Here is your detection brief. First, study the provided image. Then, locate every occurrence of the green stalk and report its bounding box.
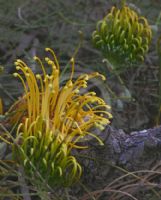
[121,0,126,7]
[103,58,132,101]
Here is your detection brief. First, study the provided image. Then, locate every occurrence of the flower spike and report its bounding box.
[92,5,152,68]
[7,48,112,186]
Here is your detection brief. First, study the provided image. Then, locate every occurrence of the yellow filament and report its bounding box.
[41,75,50,121]
[36,74,44,94]
[45,48,60,71]
[15,61,40,120]
[13,73,31,119]
[34,56,47,77]
[70,57,75,80]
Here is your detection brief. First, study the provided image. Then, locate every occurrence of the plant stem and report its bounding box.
[18,166,31,200]
[65,188,70,200]
[121,0,126,7]
[103,58,132,100]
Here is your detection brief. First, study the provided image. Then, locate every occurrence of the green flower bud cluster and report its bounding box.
[92,6,152,67]
[13,116,82,187]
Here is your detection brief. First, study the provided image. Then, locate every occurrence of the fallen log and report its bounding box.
[102,125,161,169]
[78,125,161,188]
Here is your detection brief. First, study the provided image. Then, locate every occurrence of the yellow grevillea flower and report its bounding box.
[92,5,152,67]
[8,48,112,186]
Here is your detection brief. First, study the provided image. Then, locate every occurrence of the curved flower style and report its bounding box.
[92,5,152,67]
[9,48,112,186]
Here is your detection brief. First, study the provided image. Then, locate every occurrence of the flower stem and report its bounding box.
[121,0,126,7]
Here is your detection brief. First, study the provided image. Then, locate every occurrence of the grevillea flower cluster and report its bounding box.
[92,5,152,67]
[8,48,112,186]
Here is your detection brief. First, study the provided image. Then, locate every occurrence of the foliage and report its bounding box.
[92,5,152,68]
